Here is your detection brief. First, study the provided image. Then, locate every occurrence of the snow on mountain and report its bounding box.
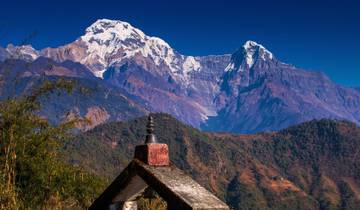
[6,44,40,61]
[80,19,200,79]
[243,41,273,67]
[4,19,270,83]
[1,19,277,82]
[182,56,201,74]
[225,40,274,72]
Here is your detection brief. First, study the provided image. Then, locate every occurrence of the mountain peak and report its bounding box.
[84,19,146,43]
[225,40,274,72]
[243,40,274,67]
[79,19,180,78]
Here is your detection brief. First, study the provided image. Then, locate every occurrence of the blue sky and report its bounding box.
[0,0,359,86]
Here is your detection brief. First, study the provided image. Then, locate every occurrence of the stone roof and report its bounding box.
[90,159,229,210]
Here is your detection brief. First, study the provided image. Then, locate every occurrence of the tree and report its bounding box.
[0,79,106,209]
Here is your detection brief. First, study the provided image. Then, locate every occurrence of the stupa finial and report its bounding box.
[145,115,157,144]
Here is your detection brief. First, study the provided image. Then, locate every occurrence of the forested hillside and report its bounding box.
[66,114,360,210]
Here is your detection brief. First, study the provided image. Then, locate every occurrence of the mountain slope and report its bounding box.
[203,43,360,133]
[65,114,360,210]
[0,58,146,129]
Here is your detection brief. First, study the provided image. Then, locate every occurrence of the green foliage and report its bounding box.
[0,79,106,209]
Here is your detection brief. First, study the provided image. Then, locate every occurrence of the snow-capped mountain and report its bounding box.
[41,19,202,82]
[225,40,274,72]
[2,19,360,133]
